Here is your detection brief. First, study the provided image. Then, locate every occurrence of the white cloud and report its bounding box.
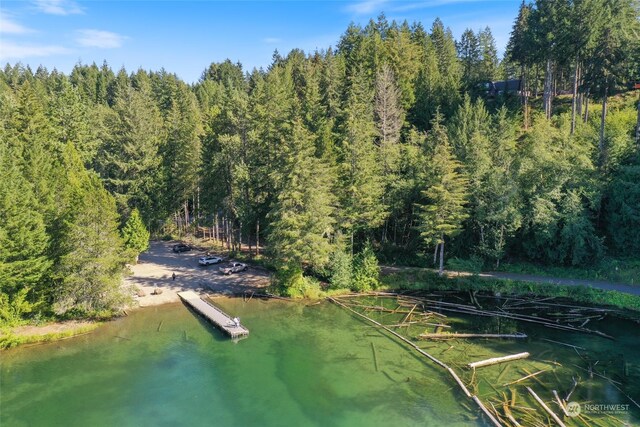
[263,37,282,44]
[76,29,127,48]
[0,41,71,60]
[345,0,389,15]
[33,0,83,16]
[0,16,35,34]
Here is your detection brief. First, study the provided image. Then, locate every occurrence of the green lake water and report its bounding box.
[2,296,640,426]
[0,299,475,427]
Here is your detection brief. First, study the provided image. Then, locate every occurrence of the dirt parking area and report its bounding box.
[123,241,272,307]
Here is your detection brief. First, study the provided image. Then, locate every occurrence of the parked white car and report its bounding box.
[198,255,223,266]
[219,262,248,275]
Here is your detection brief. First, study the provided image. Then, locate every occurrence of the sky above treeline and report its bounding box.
[0,0,520,83]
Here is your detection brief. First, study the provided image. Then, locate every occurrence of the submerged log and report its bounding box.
[329,296,507,426]
[472,396,503,427]
[503,370,547,387]
[526,386,567,427]
[371,342,379,372]
[552,390,569,417]
[418,333,527,340]
[468,352,530,369]
[503,404,522,427]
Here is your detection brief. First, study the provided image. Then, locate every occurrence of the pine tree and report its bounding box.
[352,242,380,291]
[48,76,99,164]
[267,119,336,285]
[374,63,403,174]
[506,1,533,128]
[122,208,150,262]
[478,27,499,83]
[53,144,126,315]
[339,66,387,251]
[97,83,163,219]
[0,143,51,323]
[457,28,480,89]
[582,0,640,164]
[160,80,202,225]
[419,113,469,275]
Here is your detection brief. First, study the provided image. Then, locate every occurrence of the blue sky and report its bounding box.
[0,0,520,83]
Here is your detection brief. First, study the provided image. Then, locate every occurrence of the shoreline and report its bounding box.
[0,291,265,350]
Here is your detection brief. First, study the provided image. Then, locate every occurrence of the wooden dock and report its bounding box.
[178,291,249,339]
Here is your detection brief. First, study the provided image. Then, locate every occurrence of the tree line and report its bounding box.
[1,1,639,320]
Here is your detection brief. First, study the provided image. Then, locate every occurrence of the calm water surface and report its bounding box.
[1,299,476,427]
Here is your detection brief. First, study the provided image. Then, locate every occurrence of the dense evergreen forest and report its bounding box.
[1,1,639,322]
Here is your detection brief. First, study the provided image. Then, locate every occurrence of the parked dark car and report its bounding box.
[172,243,191,253]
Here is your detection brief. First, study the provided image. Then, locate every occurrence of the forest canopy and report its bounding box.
[1,0,639,320]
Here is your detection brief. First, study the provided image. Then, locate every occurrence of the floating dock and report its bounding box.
[178,291,249,339]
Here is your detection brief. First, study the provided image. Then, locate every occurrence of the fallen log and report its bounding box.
[328,297,505,426]
[552,390,569,417]
[503,370,547,387]
[418,333,527,340]
[468,352,530,369]
[502,404,522,427]
[526,386,567,427]
[472,396,503,427]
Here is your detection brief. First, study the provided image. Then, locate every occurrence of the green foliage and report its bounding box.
[0,288,35,326]
[97,82,163,220]
[267,119,336,275]
[496,257,640,286]
[1,8,639,320]
[121,208,150,260]
[418,113,469,272]
[328,249,353,290]
[382,270,640,312]
[352,243,380,291]
[0,143,51,318]
[272,264,311,298]
[447,256,484,274]
[52,145,127,316]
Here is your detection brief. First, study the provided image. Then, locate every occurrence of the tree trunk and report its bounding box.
[196,187,200,226]
[577,64,583,116]
[521,65,529,130]
[543,59,553,120]
[599,85,608,167]
[438,238,445,276]
[256,220,260,256]
[184,201,189,233]
[393,220,398,245]
[584,89,590,123]
[570,59,580,135]
[351,232,355,257]
[534,64,540,98]
[225,217,230,250]
[382,219,388,244]
[214,213,219,242]
[433,243,439,266]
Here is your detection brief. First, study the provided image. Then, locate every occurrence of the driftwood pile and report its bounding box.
[329,292,633,427]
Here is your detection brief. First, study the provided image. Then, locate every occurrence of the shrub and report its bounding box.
[352,243,380,291]
[328,250,352,290]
